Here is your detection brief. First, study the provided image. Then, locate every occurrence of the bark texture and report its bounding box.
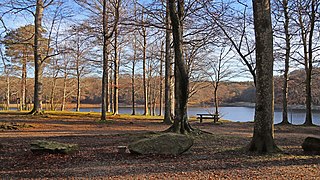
[168,0,192,133]
[30,0,44,114]
[248,0,279,153]
[280,0,290,125]
[164,0,173,124]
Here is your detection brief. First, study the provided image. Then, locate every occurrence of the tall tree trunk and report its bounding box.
[147,58,152,115]
[297,0,316,126]
[305,0,316,126]
[142,21,148,115]
[109,67,113,112]
[281,0,290,125]
[164,0,173,124]
[159,41,164,116]
[248,0,279,153]
[21,51,27,110]
[131,37,136,115]
[113,25,119,115]
[30,0,44,114]
[101,0,109,120]
[168,0,192,134]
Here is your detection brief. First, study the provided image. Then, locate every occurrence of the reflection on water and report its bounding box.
[75,106,320,125]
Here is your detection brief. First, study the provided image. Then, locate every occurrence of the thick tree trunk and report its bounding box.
[248,0,279,153]
[280,0,290,125]
[164,0,173,124]
[30,0,44,115]
[168,0,192,134]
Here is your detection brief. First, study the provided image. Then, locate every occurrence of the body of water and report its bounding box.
[76,106,320,125]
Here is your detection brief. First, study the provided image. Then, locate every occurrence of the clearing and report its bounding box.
[0,112,320,179]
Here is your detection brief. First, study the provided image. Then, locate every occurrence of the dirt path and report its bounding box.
[0,113,320,179]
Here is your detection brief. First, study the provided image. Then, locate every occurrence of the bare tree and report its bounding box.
[201,46,234,122]
[167,0,192,133]
[292,0,319,125]
[273,0,292,124]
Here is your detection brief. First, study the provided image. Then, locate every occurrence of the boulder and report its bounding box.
[30,140,78,154]
[302,137,320,154]
[128,133,193,155]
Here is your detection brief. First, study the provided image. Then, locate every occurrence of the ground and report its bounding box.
[0,112,320,179]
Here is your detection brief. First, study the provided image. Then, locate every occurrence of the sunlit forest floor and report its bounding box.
[0,111,320,179]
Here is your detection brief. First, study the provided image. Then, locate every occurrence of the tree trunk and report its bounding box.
[248,0,279,153]
[142,22,148,116]
[109,68,113,113]
[304,0,316,126]
[101,0,109,120]
[76,73,81,112]
[297,0,316,126]
[5,74,10,111]
[61,70,67,111]
[168,0,192,134]
[21,52,27,110]
[50,72,57,111]
[159,42,164,116]
[30,0,44,115]
[131,37,136,115]
[214,82,219,116]
[164,0,173,124]
[280,0,290,125]
[113,25,119,115]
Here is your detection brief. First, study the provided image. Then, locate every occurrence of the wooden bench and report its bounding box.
[197,113,220,123]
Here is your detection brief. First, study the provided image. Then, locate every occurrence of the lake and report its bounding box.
[76,106,320,125]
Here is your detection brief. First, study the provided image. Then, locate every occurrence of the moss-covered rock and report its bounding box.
[30,140,78,154]
[128,133,193,155]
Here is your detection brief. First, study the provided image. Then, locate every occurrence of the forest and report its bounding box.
[0,0,320,179]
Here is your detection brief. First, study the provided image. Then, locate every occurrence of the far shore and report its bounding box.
[3,102,320,111]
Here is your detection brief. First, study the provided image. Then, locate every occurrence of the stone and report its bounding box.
[30,140,78,154]
[302,137,320,153]
[117,146,127,153]
[128,133,193,155]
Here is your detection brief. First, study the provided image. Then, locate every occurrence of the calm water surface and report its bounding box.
[76,106,320,125]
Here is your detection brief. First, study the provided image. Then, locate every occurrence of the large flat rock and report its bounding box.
[128,133,193,155]
[30,140,78,154]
